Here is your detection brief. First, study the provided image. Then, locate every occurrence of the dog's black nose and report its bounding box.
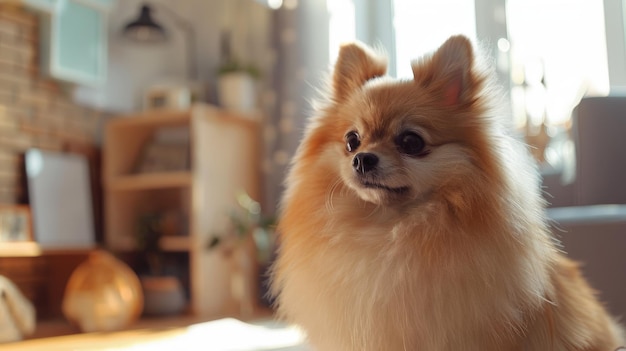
[353,152,379,174]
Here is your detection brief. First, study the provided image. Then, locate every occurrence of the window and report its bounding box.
[393,0,477,79]
[327,0,613,170]
[327,0,356,64]
[506,0,608,171]
[328,0,610,121]
[506,0,609,129]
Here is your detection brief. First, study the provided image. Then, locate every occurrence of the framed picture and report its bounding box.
[144,86,190,111]
[0,205,33,242]
[143,82,206,111]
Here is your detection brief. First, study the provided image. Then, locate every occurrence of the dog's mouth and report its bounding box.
[360,180,410,194]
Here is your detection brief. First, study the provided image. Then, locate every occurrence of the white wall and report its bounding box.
[74,0,272,113]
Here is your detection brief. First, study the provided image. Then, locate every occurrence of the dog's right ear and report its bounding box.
[332,42,387,102]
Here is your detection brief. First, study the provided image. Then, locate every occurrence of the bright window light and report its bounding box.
[393,0,477,79]
[327,0,356,64]
[267,0,283,9]
[507,0,609,127]
[103,318,307,350]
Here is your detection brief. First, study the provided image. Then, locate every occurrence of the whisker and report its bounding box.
[326,177,343,213]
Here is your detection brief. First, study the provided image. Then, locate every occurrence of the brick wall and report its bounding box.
[0,4,105,204]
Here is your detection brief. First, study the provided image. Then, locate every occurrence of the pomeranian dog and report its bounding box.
[270,35,625,350]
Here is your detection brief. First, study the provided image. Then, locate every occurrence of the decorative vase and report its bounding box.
[217,72,257,113]
[141,275,186,316]
[62,250,143,332]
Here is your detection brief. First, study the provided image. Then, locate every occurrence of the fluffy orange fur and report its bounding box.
[271,35,624,350]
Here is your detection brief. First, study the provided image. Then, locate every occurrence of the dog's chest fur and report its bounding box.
[277,215,552,351]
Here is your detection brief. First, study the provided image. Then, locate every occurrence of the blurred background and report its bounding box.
[0,0,624,349]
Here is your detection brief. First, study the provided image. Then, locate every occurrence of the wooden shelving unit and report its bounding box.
[103,104,262,317]
[104,109,192,253]
[107,172,193,191]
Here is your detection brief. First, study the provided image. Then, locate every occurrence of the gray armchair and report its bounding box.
[543,95,626,319]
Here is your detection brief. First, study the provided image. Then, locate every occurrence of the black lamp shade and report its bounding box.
[123,5,166,43]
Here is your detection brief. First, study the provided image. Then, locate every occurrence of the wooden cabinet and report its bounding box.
[103,105,262,317]
[0,249,94,320]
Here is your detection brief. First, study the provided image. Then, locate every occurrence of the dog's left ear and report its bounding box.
[333,42,387,102]
[412,35,476,106]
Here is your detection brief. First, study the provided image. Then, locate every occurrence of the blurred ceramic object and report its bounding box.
[141,276,186,316]
[62,250,143,332]
[0,275,35,343]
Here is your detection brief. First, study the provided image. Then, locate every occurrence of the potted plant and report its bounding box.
[216,31,261,113]
[207,192,276,263]
[136,213,186,316]
[207,191,276,317]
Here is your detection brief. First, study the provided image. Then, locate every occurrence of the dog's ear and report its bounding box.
[412,35,476,106]
[333,42,387,102]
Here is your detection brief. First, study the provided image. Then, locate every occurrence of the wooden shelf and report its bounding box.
[159,236,191,252]
[109,109,191,129]
[108,235,191,252]
[194,104,260,134]
[108,106,260,130]
[0,241,42,257]
[104,104,262,317]
[107,172,192,191]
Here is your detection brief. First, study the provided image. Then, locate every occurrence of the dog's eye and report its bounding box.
[397,131,425,156]
[345,131,360,153]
